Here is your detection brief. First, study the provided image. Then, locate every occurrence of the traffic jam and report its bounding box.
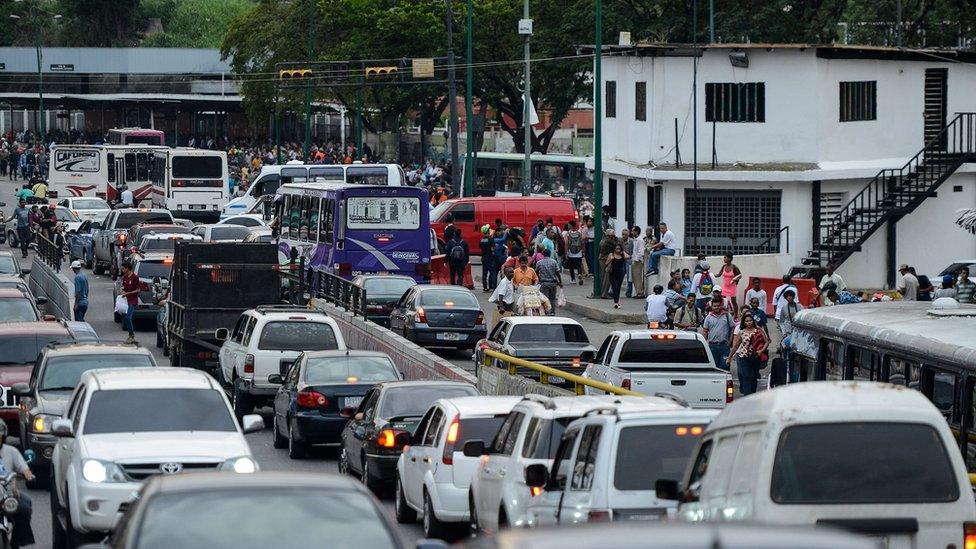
[0,147,971,549]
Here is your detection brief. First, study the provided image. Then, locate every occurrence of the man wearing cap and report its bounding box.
[72,260,89,321]
[897,264,919,301]
[1,198,31,258]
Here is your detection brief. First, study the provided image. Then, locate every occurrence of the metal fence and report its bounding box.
[313,271,367,319]
[35,233,64,271]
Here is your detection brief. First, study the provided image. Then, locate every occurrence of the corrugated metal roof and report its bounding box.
[0,48,232,74]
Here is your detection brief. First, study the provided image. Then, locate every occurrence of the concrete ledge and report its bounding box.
[476,364,572,397]
[28,258,73,320]
[563,297,646,324]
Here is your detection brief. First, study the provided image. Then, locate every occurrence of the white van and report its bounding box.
[221,163,405,218]
[659,381,976,549]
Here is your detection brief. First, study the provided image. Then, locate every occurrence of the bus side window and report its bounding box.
[884,356,920,388]
[322,199,334,244]
[925,368,961,425]
[107,154,116,183]
[966,379,976,472]
[136,153,149,181]
[289,197,301,239]
[124,153,137,182]
[848,345,880,381]
[818,339,844,380]
[279,195,290,233]
[309,198,320,243]
[299,196,310,241]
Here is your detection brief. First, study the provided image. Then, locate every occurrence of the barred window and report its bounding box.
[684,189,781,255]
[635,82,647,121]
[839,81,877,122]
[606,81,617,118]
[705,82,765,123]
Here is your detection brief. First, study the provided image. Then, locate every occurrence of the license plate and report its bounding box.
[438,332,462,341]
[344,396,363,408]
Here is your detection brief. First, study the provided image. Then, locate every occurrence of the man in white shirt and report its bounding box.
[818,265,846,293]
[645,284,668,325]
[646,222,676,275]
[773,274,798,312]
[744,277,768,312]
[897,264,919,301]
[489,267,516,312]
[120,186,134,208]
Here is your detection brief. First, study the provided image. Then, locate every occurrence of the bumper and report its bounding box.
[364,453,401,485]
[432,482,470,522]
[409,325,486,347]
[240,380,279,397]
[74,479,140,533]
[25,432,56,467]
[293,413,348,444]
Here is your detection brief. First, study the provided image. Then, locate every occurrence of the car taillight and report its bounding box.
[475,311,485,325]
[442,415,460,465]
[244,354,254,374]
[726,379,734,403]
[530,486,543,497]
[297,390,328,409]
[965,522,976,549]
[587,509,612,522]
[621,377,631,391]
[377,428,408,449]
[416,306,427,323]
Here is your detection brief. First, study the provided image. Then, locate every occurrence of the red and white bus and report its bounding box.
[49,144,167,203]
[106,127,165,146]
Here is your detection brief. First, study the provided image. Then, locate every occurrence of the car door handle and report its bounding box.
[670,379,687,386]
[422,457,431,463]
[410,457,417,462]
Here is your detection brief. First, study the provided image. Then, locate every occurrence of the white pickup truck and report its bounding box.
[583,330,732,408]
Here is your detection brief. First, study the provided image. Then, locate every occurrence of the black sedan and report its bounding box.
[352,274,416,326]
[389,285,486,351]
[269,350,402,459]
[339,380,479,494]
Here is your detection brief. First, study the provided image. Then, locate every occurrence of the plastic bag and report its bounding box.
[556,286,567,307]
[115,295,129,315]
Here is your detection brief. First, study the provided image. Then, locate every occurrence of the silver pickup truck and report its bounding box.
[583,329,732,408]
[91,208,173,277]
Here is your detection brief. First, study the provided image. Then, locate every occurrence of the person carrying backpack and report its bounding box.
[564,221,584,284]
[447,228,469,286]
[479,225,497,292]
[692,261,715,311]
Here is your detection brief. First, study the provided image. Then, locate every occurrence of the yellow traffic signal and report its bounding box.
[365,66,398,79]
[279,69,312,80]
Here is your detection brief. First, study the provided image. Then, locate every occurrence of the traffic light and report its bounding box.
[279,69,312,80]
[365,66,398,79]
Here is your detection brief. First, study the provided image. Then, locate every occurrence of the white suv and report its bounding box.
[525,401,719,527]
[49,368,264,545]
[217,305,346,419]
[466,394,656,534]
[395,396,520,538]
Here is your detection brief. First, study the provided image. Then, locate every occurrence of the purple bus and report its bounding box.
[276,182,432,282]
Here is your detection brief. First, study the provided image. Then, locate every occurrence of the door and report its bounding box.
[411,408,445,506]
[532,426,581,527]
[480,411,525,529]
[558,424,603,524]
[924,68,948,149]
[220,314,247,381]
[56,386,87,505]
[589,335,620,388]
[346,389,379,475]
[273,355,301,435]
[403,407,437,508]
[624,179,636,229]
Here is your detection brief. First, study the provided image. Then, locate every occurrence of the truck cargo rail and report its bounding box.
[482,349,640,396]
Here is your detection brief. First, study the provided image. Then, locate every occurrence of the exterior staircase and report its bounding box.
[791,112,976,279]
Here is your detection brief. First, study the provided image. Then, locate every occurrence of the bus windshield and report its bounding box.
[346,196,421,230]
[173,156,223,179]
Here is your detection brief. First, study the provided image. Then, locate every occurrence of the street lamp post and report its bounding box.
[446,0,461,191]
[519,0,533,196]
[9,1,61,142]
[591,0,603,296]
[463,0,474,197]
[303,0,316,160]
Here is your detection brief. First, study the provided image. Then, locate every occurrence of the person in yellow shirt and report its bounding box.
[512,256,539,287]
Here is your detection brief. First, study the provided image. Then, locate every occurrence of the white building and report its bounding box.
[590,43,976,288]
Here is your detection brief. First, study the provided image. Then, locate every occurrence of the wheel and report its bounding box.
[395,476,417,523]
[361,457,378,493]
[6,231,15,249]
[468,491,480,536]
[423,490,449,539]
[287,419,307,459]
[50,482,66,549]
[231,378,254,421]
[272,414,287,449]
[338,447,351,475]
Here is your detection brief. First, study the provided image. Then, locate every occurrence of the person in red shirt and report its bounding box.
[120,262,141,344]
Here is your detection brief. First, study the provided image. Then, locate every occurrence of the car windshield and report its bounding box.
[0,335,73,365]
[71,198,109,210]
[139,239,178,252]
[509,324,588,343]
[305,356,399,384]
[0,298,38,322]
[210,226,250,241]
[940,262,976,276]
[136,261,172,281]
[84,389,236,434]
[419,290,478,308]
[429,201,451,222]
[363,277,414,297]
[379,385,478,419]
[40,354,154,391]
[771,422,959,504]
[0,256,19,275]
[134,489,396,549]
[617,338,710,364]
[258,321,338,351]
[613,424,708,490]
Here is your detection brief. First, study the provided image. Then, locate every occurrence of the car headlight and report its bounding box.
[219,456,258,474]
[31,414,58,434]
[81,459,128,483]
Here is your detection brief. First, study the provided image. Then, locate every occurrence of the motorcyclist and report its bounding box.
[0,422,34,547]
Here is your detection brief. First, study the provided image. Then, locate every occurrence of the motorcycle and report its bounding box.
[0,450,32,549]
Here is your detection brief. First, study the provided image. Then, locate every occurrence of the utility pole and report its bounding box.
[463,0,475,197]
[692,0,699,252]
[303,0,315,160]
[519,0,533,196]
[709,0,715,43]
[9,4,61,142]
[447,0,461,191]
[592,0,603,297]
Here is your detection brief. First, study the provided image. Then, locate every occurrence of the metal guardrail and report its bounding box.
[314,270,367,319]
[275,257,307,305]
[482,349,641,397]
[35,233,64,271]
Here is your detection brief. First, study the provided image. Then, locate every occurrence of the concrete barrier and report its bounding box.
[476,364,572,397]
[28,257,73,320]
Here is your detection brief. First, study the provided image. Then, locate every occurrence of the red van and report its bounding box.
[430,196,578,251]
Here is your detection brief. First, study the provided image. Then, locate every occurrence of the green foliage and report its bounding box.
[58,0,143,46]
[141,0,255,48]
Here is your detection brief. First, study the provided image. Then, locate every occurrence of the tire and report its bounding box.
[231,378,254,422]
[394,476,417,523]
[468,491,480,536]
[272,414,287,449]
[50,483,66,549]
[423,490,449,539]
[6,231,15,249]
[361,457,377,493]
[287,419,307,459]
[338,447,351,476]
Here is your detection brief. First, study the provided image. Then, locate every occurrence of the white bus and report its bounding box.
[220,162,405,219]
[49,144,168,203]
[150,148,228,222]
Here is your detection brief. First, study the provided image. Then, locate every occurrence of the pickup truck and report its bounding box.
[583,330,732,409]
[91,208,173,277]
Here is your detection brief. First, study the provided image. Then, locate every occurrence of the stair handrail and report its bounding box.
[756,225,789,254]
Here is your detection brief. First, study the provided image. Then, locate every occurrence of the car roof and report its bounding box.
[302,350,390,360]
[83,367,218,391]
[514,394,673,416]
[0,251,14,258]
[609,329,704,341]
[436,395,521,415]
[503,316,581,326]
[141,471,370,496]
[709,381,942,432]
[0,289,29,299]
[43,342,152,357]
[416,285,474,292]
[0,321,70,335]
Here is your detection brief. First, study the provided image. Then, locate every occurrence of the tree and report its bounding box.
[141,0,255,48]
[58,0,143,46]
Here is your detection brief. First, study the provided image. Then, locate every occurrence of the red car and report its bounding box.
[0,322,79,435]
[430,196,577,252]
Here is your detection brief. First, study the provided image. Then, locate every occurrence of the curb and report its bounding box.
[563,298,646,325]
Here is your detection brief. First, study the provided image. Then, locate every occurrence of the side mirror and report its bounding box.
[655,479,680,501]
[267,374,283,384]
[339,406,356,418]
[240,414,265,434]
[91,222,102,230]
[354,412,364,421]
[524,463,549,488]
[51,419,73,438]
[214,328,229,341]
[21,268,30,275]
[35,296,48,306]
[463,440,486,458]
[11,383,31,396]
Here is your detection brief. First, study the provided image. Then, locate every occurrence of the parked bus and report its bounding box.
[49,144,168,203]
[150,148,229,222]
[275,182,431,283]
[786,300,976,470]
[106,127,165,146]
[221,163,405,219]
[461,152,593,201]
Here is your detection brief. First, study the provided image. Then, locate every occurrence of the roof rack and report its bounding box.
[520,394,556,410]
[652,392,690,408]
[583,405,620,418]
[44,340,141,350]
[254,304,317,314]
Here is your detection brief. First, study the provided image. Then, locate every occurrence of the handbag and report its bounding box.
[115,295,129,315]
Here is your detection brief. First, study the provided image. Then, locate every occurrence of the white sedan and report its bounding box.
[56,196,112,223]
[216,214,267,227]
